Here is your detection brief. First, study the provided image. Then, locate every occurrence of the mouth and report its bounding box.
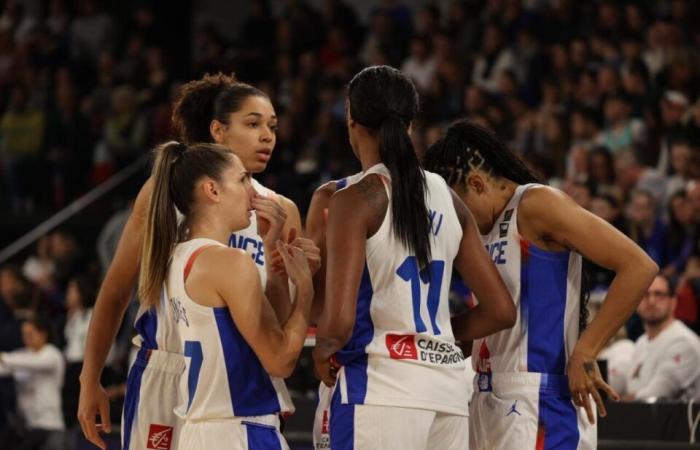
[255,149,272,163]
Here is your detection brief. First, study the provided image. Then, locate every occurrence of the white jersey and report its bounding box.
[335,164,470,415]
[132,178,278,352]
[626,320,700,400]
[228,178,275,287]
[472,184,583,381]
[168,238,293,420]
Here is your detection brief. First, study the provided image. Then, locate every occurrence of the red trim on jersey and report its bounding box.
[535,422,545,450]
[520,237,531,264]
[184,245,217,282]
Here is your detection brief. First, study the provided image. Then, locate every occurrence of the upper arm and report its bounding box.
[306,183,336,248]
[451,191,510,307]
[306,183,336,322]
[318,185,373,340]
[212,249,285,358]
[521,187,657,273]
[97,178,153,306]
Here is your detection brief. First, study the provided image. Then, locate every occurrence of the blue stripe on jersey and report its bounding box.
[184,341,203,411]
[538,374,579,449]
[122,350,148,450]
[243,422,282,450]
[213,308,281,416]
[134,307,159,350]
[336,264,374,403]
[520,244,570,374]
[330,384,355,450]
[336,178,348,189]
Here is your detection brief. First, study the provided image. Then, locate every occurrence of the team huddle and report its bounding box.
[76,66,658,450]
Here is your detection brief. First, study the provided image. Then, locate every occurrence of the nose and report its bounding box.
[260,125,273,142]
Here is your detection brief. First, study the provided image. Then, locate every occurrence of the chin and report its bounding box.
[248,160,268,174]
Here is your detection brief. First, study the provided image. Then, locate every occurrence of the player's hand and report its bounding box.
[276,240,312,290]
[253,194,287,247]
[567,350,620,425]
[312,348,338,387]
[77,380,111,450]
[270,228,321,276]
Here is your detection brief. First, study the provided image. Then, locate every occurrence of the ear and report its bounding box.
[467,172,486,195]
[210,119,227,144]
[200,178,221,203]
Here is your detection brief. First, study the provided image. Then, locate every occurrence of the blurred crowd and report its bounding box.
[2,0,700,447]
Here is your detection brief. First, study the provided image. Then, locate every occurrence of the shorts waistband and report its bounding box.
[135,347,187,374]
[184,414,281,428]
[473,371,571,396]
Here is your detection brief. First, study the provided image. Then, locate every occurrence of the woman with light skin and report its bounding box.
[138,142,313,449]
[78,73,320,450]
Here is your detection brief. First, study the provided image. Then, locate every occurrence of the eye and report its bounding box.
[269,124,278,133]
[247,122,259,128]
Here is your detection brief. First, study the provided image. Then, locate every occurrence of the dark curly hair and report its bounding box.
[171,72,268,144]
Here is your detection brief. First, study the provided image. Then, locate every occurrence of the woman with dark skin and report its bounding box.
[424,120,657,450]
[313,66,514,449]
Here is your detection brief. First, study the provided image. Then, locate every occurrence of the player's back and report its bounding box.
[335,164,470,415]
[167,238,293,421]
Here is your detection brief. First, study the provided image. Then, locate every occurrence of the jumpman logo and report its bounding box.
[506,400,522,416]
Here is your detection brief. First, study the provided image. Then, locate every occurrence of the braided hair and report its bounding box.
[423,120,541,188]
[424,119,591,333]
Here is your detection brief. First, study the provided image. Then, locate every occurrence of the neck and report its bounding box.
[357,137,382,171]
[188,215,231,246]
[480,179,519,234]
[645,317,674,340]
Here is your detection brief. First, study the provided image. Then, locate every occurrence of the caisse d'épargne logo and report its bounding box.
[147,424,173,450]
[386,334,463,365]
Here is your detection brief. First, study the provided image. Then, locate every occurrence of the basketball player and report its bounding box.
[138,141,312,448]
[423,120,658,450]
[78,74,320,450]
[306,173,362,450]
[313,66,516,450]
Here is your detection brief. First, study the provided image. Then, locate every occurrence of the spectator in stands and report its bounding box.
[0,317,65,450]
[624,274,700,400]
[62,274,96,429]
[596,92,647,158]
[0,85,45,213]
[628,190,668,267]
[97,85,148,171]
[665,190,694,276]
[401,35,436,92]
[675,256,700,334]
[21,235,54,289]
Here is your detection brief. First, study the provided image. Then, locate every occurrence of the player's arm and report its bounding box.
[77,177,152,449]
[449,190,516,341]
[313,182,375,386]
[305,183,336,323]
[214,245,313,378]
[632,339,700,399]
[521,186,658,421]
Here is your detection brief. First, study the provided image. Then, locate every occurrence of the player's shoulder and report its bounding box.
[313,173,364,199]
[198,245,257,279]
[519,184,576,221]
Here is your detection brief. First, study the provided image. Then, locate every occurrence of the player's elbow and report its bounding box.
[496,301,517,330]
[263,356,297,378]
[488,296,516,332]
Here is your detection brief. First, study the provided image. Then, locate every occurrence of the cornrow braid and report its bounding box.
[423,120,542,187]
